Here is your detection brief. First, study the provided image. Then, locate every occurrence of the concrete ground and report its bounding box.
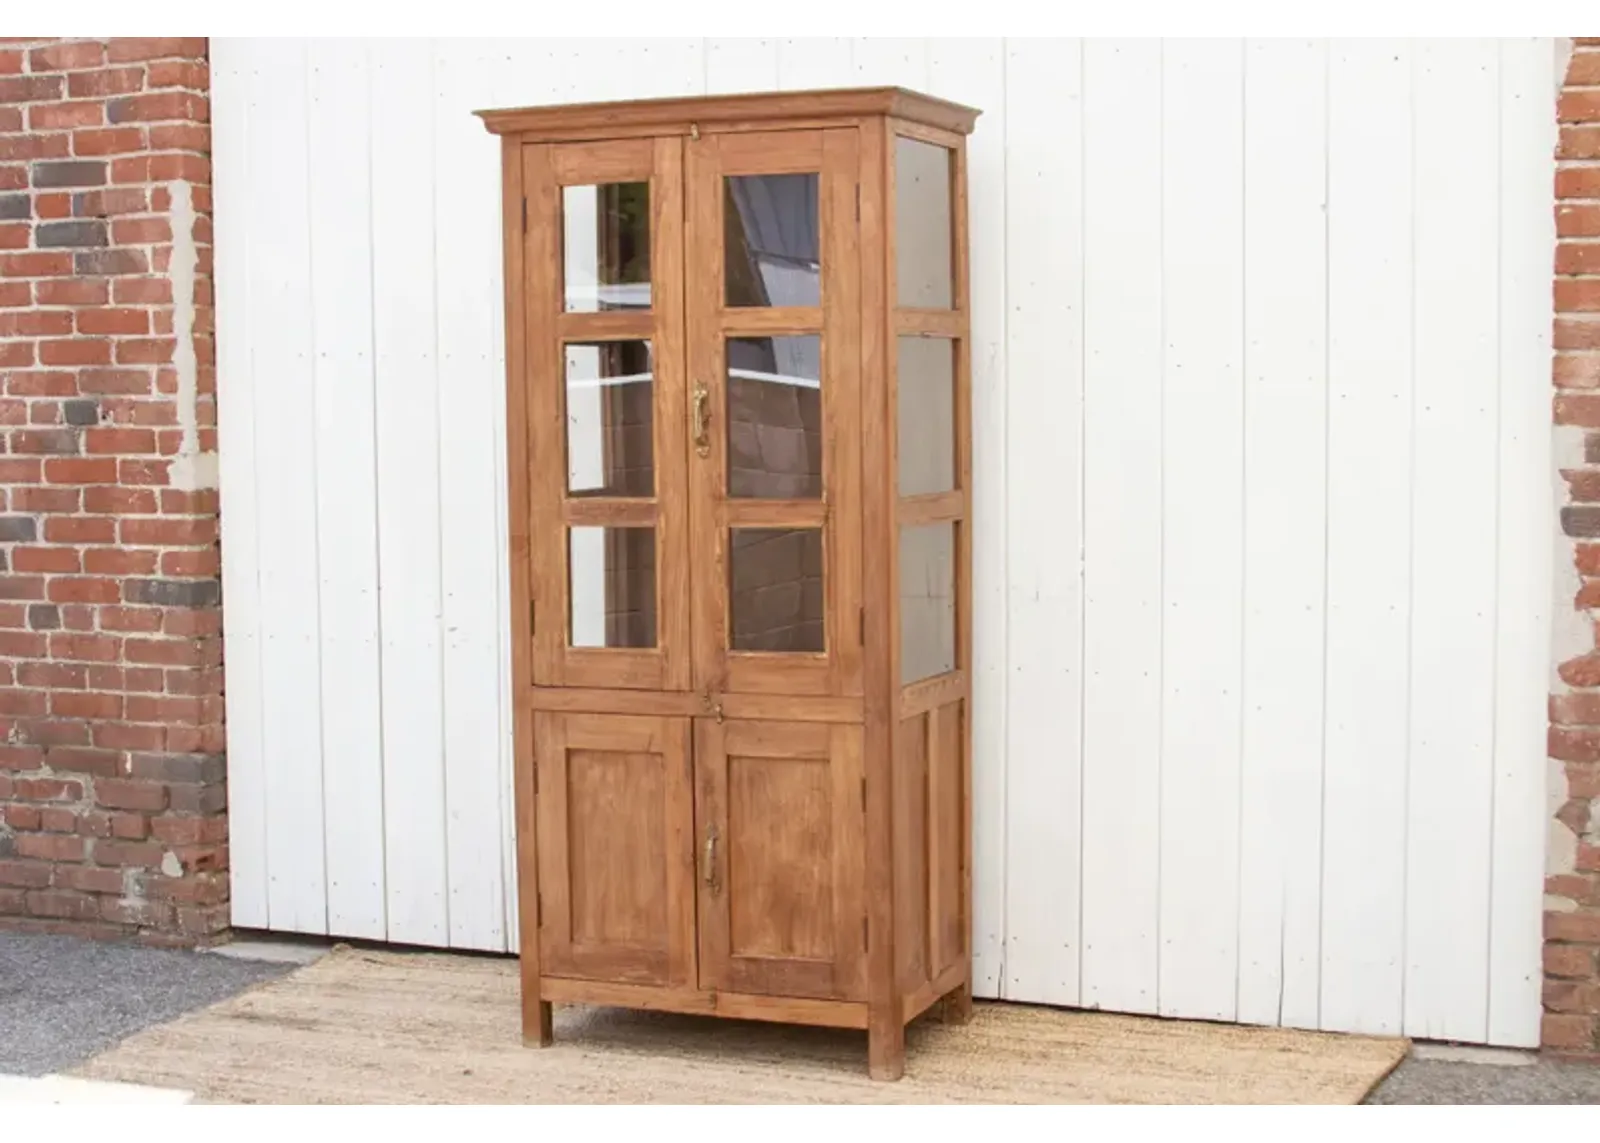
[1,929,1597,1102]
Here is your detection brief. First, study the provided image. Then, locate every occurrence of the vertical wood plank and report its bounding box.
[569,37,704,102]
[486,48,522,956]
[434,38,510,952]
[307,39,386,940]
[1321,39,1414,1036]
[704,38,779,94]
[1158,37,1246,1023]
[652,136,692,695]
[370,38,450,945]
[1489,36,1558,1050]
[1404,39,1502,1044]
[823,127,864,698]
[832,722,869,1000]
[999,37,1085,1007]
[693,717,731,992]
[500,121,546,1032]
[210,40,269,930]
[1237,37,1329,1030]
[683,134,722,695]
[851,38,930,89]
[665,715,696,989]
[1080,38,1164,1017]
[523,144,565,689]
[857,112,902,1077]
[776,39,854,90]
[252,39,328,934]
[928,37,1007,1001]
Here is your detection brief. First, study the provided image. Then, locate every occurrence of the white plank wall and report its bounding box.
[213,38,1557,1046]
[1237,38,1328,1031]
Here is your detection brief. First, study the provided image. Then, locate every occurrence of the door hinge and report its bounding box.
[858,605,866,645]
[536,890,543,927]
[532,762,539,796]
[854,184,860,222]
[862,915,869,950]
[860,776,866,812]
[521,196,527,232]
[529,598,536,635]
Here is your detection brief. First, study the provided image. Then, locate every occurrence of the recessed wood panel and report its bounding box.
[728,753,834,960]
[895,711,930,989]
[534,712,694,986]
[566,749,668,946]
[929,700,965,974]
[696,718,865,1002]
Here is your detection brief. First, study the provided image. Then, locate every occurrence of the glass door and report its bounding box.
[522,137,690,691]
[684,128,863,699]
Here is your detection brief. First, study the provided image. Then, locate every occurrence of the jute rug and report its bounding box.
[72,947,1407,1104]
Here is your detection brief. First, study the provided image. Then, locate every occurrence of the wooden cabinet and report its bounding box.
[480,87,980,1080]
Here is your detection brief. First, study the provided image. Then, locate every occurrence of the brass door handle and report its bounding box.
[692,382,711,458]
[703,825,720,896]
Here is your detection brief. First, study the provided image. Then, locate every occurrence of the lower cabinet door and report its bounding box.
[534,711,696,986]
[694,719,867,1001]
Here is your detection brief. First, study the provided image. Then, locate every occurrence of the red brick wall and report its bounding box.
[0,38,225,944]
[1551,37,1600,1051]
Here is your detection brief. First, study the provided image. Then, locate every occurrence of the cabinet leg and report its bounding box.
[867,1015,905,1081]
[522,999,554,1047]
[939,983,973,1026]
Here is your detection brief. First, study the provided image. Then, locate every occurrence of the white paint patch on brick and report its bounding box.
[166,178,217,492]
[1551,423,1591,883]
[1556,38,1575,100]
[1551,424,1590,688]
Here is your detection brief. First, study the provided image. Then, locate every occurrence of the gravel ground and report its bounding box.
[0,932,292,1077]
[1370,1055,1600,1104]
[3,930,1598,1101]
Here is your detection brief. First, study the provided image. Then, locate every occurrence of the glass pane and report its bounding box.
[727,335,822,500]
[729,528,824,653]
[563,182,650,312]
[900,523,955,683]
[565,340,653,498]
[569,526,655,649]
[895,137,953,309]
[897,336,954,496]
[725,173,820,308]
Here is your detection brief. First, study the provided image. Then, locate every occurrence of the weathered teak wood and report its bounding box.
[482,87,979,1080]
[477,87,980,140]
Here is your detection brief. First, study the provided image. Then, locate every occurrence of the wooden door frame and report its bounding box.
[533,711,696,986]
[522,136,691,693]
[694,717,867,1001]
[684,127,864,702]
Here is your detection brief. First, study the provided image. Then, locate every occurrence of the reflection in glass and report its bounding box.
[726,336,822,500]
[565,340,653,498]
[895,137,953,308]
[897,336,954,496]
[729,528,825,653]
[569,526,656,649]
[563,182,650,312]
[900,524,955,683]
[725,174,820,307]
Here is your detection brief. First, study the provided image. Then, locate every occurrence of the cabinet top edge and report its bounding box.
[475,86,981,140]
